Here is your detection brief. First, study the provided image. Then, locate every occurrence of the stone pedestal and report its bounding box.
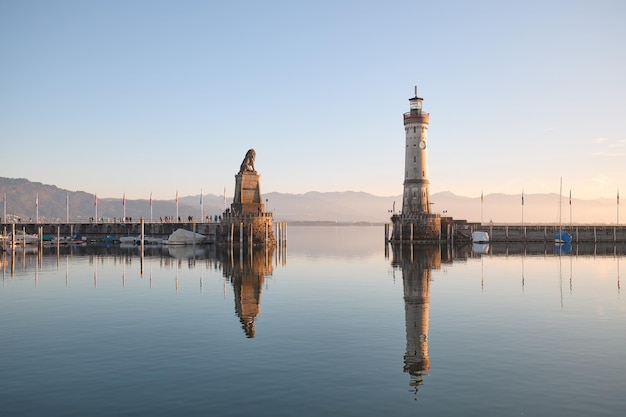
[231,172,265,214]
[219,149,275,246]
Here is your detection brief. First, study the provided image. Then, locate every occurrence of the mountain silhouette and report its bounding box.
[0,177,619,224]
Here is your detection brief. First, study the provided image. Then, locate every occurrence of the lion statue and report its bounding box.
[238,149,257,174]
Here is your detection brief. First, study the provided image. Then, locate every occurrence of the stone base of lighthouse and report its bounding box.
[391,213,441,242]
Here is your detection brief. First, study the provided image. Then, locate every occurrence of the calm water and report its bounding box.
[1,226,625,417]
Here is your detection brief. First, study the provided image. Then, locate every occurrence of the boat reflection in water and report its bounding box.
[219,245,276,338]
[472,242,490,255]
[390,243,445,397]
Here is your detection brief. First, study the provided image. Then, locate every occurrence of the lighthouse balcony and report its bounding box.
[403,112,429,123]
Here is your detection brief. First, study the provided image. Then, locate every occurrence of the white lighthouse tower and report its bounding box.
[402,86,431,215]
[391,86,440,241]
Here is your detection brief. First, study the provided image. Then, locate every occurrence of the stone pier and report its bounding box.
[1,221,218,242]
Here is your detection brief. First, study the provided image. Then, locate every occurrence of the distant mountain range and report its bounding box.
[0,177,620,224]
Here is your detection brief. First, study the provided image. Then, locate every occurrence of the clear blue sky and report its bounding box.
[1,0,624,200]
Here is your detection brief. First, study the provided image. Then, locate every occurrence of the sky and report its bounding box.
[1,0,625,201]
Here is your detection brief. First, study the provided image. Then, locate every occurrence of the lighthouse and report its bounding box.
[402,86,430,215]
[391,87,440,241]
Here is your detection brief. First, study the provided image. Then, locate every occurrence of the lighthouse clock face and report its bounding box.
[419,140,427,149]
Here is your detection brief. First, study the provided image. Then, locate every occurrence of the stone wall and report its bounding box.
[219,212,275,246]
[1,221,217,242]
[391,214,441,241]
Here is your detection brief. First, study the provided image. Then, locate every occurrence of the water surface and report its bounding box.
[1,226,625,416]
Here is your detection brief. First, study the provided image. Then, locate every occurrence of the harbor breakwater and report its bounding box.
[2,221,626,244]
[1,221,218,243]
[388,220,626,244]
[457,223,626,243]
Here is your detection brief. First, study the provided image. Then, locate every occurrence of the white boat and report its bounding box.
[53,235,88,245]
[119,235,165,245]
[143,236,164,245]
[119,236,136,244]
[2,232,39,245]
[471,231,490,243]
[163,228,207,245]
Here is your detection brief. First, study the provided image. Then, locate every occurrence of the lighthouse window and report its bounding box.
[413,127,416,133]
[414,156,416,162]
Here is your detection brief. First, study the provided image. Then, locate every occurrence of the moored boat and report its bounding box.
[471,231,490,243]
[554,230,572,244]
[53,235,88,245]
[119,235,164,245]
[1,232,40,245]
[554,177,572,245]
[163,228,207,245]
[119,236,136,244]
[143,236,164,245]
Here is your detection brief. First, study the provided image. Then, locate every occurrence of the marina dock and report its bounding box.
[388,220,626,243]
[456,223,626,243]
[1,221,218,244]
[0,219,288,247]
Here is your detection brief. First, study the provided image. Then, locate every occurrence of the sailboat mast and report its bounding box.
[559,177,562,234]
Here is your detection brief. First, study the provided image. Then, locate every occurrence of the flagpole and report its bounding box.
[123,192,126,222]
[521,190,524,228]
[200,189,204,222]
[66,193,69,223]
[618,189,620,226]
[521,190,525,240]
[176,190,179,222]
[36,193,39,224]
[480,190,484,224]
[150,192,153,223]
[4,193,7,223]
[94,193,98,221]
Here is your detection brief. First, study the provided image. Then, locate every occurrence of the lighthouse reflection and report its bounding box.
[390,243,443,397]
[218,245,276,338]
